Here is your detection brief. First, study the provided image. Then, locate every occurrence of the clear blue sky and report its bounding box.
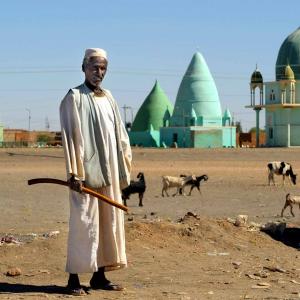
[0,0,299,132]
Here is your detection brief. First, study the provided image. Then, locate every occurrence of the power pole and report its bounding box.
[45,117,50,131]
[25,108,31,131]
[122,105,133,130]
[121,105,129,125]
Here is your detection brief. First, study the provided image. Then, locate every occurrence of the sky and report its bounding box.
[0,0,299,132]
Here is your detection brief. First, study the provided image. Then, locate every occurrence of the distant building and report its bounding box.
[2,129,61,147]
[247,27,300,147]
[0,124,3,144]
[129,52,236,148]
[3,129,31,146]
[237,131,266,148]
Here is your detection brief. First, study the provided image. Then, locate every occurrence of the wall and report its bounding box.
[160,127,191,148]
[192,128,222,148]
[222,127,236,147]
[129,130,160,147]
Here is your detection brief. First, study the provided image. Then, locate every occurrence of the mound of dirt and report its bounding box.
[124,214,300,299]
[126,213,289,255]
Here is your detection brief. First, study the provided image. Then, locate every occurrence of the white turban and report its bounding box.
[84,48,107,60]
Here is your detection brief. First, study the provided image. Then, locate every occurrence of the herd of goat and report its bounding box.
[121,172,208,207]
[122,161,299,218]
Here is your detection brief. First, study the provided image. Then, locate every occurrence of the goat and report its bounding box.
[121,172,146,207]
[161,175,196,197]
[179,174,208,196]
[267,161,297,186]
[281,193,300,217]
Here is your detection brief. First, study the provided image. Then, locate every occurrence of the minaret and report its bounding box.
[250,65,264,106]
[249,66,264,147]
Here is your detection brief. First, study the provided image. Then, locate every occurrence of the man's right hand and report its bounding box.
[68,175,83,193]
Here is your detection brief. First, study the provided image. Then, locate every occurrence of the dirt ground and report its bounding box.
[1,147,300,300]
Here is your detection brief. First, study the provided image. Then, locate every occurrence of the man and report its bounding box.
[60,48,132,296]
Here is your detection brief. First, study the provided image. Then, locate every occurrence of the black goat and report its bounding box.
[121,172,146,207]
[179,174,208,196]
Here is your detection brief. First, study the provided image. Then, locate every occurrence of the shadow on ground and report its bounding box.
[262,222,300,249]
[0,283,67,295]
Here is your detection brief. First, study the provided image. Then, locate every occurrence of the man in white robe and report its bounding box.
[60,48,132,295]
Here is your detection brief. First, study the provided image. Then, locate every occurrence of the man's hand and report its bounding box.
[68,175,83,193]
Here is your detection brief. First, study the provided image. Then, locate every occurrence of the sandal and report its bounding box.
[67,286,87,296]
[90,280,125,291]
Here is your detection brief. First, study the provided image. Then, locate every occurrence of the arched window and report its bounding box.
[269,127,273,139]
[270,89,275,101]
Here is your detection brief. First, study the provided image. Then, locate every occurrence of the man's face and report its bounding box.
[83,56,108,88]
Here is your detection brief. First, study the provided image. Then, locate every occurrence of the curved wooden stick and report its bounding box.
[28,178,128,212]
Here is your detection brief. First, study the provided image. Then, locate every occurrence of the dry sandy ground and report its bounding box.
[1,147,300,299]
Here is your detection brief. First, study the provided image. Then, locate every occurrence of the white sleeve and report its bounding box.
[60,91,85,181]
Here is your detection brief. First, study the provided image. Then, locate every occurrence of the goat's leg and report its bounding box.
[282,175,286,186]
[268,173,274,186]
[172,188,179,197]
[162,186,169,197]
[188,185,193,196]
[268,173,271,186]
[290,205,295,217]
[162,187,169,197]
[138,193,143,207]
[166,189,169,197]
[197,185,202,195]
[181,186,186,196]
[281,202,288,217]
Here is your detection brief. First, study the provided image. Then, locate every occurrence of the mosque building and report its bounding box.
[248,27,300,147]
[129,52,236,148]
[129,80,174,147]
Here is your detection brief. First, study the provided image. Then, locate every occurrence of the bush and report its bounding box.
[37,134,50,143]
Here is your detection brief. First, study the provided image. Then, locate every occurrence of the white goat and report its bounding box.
[281,193,300,217]
[267,161,297,186]
[161,175,196,197]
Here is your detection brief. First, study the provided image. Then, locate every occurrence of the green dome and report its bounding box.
[131,80,173,131]
[170,52,222,126]
[276,27,300,80]
[251,68,263,84]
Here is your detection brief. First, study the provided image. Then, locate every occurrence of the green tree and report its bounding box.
[235,121,243,133]
[37,134,50,143]
[248,127,265,133]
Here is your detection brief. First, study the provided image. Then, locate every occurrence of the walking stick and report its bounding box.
[28,178,128,212]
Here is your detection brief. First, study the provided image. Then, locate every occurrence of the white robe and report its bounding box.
[60,89,131,274]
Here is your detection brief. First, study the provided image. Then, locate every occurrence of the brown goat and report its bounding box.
[281,193,300,217]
